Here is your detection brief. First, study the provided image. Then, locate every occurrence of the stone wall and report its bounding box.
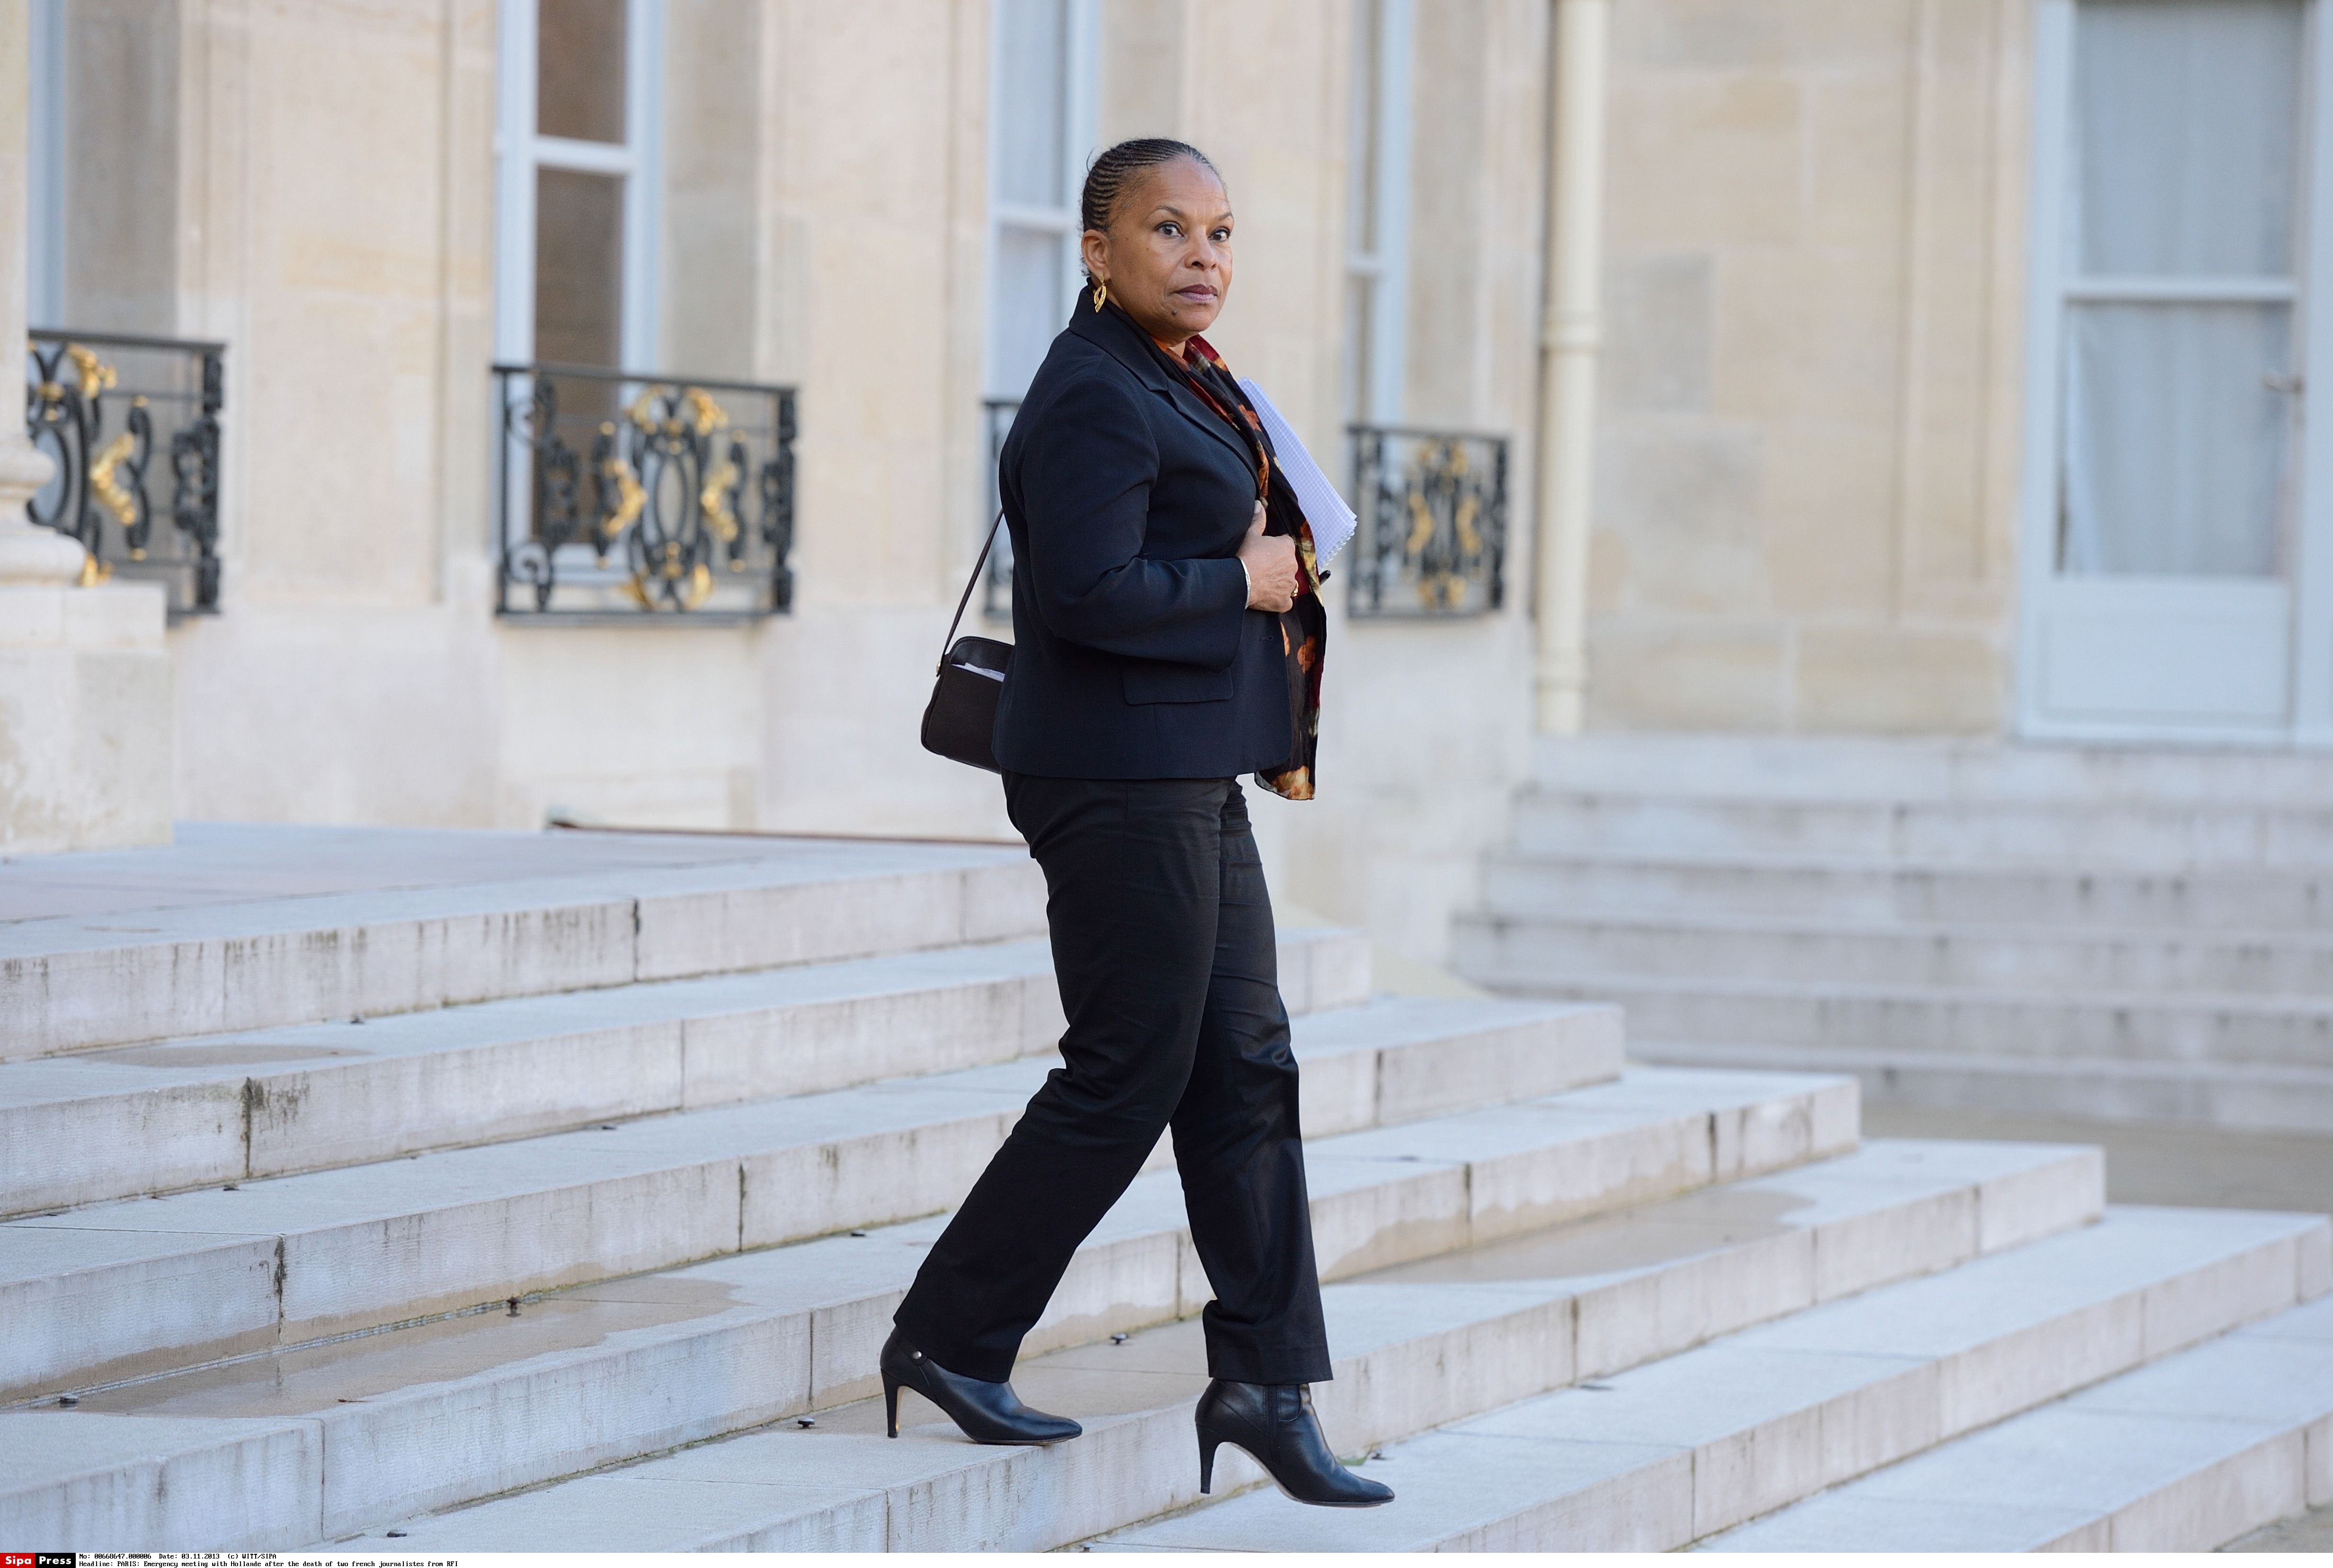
[154,0,502,826]
[26,0,2066,944]
[1587,0,2032,735]
[24,0,1554,963]
[1280,0,1550,963]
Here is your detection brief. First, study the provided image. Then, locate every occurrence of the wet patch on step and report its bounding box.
[91,1042,370,1068]
[65,1273,745,1421]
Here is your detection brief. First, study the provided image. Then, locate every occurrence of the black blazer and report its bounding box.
[991,300,1293,780]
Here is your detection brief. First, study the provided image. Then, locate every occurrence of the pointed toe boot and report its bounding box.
[879,1329,1082,1445]
[1194,1379,1394,1507]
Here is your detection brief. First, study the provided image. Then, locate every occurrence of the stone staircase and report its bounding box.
[1,823,2326,1552]
[1090,1204,2331,1551]
[1455,733,2333,1133]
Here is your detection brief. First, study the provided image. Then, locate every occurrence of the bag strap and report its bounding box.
[939,510,1006,669]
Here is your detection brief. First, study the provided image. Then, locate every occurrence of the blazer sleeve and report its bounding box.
[1014,370,1249,669]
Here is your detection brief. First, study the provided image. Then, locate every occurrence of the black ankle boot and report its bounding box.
[879,1329,1082,1445]
[1194,1379,1394,1507]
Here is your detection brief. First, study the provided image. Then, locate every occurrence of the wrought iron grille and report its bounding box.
[493,363,797,619]
[24,330,224,615]
[981,398,1018,620]
[1346,425,1509,618]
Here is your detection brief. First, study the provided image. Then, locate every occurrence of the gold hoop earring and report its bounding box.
[1091,278,1108,311]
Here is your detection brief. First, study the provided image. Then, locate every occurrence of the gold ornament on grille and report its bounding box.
[600,454,645,543]
[1403,440,1482,611]
[625,384,730,438]
[497,364,794,615]
[683,386,728,436]
[65,343,117,396]
[699,454,740,545]
[88,431,140,531]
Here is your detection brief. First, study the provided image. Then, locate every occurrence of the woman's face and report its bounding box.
[1082,158,1234,348]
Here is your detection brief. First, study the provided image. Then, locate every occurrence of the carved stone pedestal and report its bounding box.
[0,461,172,855]
[1,0,174,853]
[0,423,172,856]
[0,571,172,854]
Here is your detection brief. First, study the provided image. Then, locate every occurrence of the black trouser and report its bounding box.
[893,774,1332,1386]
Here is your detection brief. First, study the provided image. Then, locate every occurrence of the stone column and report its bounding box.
[0,0,172,852]
[1532,0,1609,734]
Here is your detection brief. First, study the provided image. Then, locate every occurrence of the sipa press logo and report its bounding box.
[3,1556,74,1567]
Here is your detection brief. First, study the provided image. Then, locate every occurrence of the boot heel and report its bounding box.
[875,1328,1080,1445]
[1193,1379,1393,1508]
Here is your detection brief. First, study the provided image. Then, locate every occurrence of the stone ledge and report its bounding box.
[1705,1289,2333,1550]
[10,1070,1872,1545]
[0,840,1052,1058]
[345,1140,2108,1553]
[0,926,1378,1215]
[1095,1207,2330,1552]
[0,993,1612,1399]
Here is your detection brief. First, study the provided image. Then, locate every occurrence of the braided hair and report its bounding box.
[1078,138,1223,279]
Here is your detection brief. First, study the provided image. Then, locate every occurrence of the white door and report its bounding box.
[2020,0,2333,740]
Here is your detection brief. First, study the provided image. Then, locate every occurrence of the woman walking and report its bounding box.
[884,138,1389,1510]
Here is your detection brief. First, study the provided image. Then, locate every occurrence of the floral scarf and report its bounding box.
[1113,303,1325,801]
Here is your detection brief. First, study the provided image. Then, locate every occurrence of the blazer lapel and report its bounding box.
[1067,302,1260,479]
[1153,378,1262,478]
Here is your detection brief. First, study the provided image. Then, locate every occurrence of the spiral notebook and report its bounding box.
[1237,378,1358,565]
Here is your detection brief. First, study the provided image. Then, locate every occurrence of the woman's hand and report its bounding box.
[1238,504,1299,612]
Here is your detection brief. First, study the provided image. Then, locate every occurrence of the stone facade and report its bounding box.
[1590,0,2031,735]
[17,0,2059,951]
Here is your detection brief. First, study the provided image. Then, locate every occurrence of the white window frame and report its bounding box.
[1347,0,1414,425]
[493,0,665,371]
[2296,0,2333,742]
[2016,0,2333,742]
[26,0,66,329]
[983,0,1098,401]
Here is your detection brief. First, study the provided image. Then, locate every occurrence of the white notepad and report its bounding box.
[1238,378,1358,564]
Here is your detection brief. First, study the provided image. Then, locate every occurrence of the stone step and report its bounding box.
[0,1067,1868,1547]
[0,828,1049,1061]
[1474,970,2333,1075]
[338,1138,2105,1553]
[1481,849,2333,931]
[1625,1039,2333,1139]
[0,927,1371,1219]
[1455,908,2333,995]
[1703,1290,2333,1551]
[1512,790,2333,869]
[0,989,1612,1400]
[1094,1205,2332,1552]
[1528,732,2333,808]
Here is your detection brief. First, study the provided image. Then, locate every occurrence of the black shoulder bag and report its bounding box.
[920,512,1013,772]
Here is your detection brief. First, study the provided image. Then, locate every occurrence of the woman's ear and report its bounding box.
[1079,229,1109,289]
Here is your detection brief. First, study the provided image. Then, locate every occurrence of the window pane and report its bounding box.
[990,226,1065,397]
[27,0,62,326]
[1350,0,1383,256]
[2073,0,2303,277]
[2061,302,2292,576]
[995,0,1069,209]
[539,0,627,143]
[535,167,624,368]
[1343,274,1374,426]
